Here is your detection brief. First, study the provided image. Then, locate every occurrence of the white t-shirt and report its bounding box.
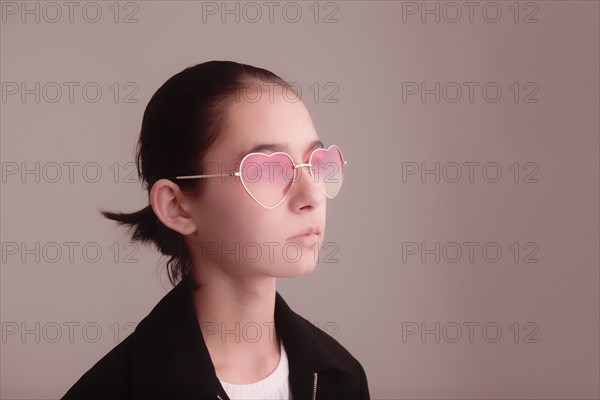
[218,341,292,400]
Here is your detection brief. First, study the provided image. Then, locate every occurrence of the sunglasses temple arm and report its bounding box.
[173,172,240,180]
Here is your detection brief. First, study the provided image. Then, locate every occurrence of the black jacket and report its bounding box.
[62,276,370,399]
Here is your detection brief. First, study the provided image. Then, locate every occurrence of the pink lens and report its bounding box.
[309,146,345,198]
[240,153,295,208]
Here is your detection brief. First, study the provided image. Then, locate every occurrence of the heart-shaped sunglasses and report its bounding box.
[169,145,347,209]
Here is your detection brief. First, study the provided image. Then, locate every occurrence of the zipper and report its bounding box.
[216,394,224,400]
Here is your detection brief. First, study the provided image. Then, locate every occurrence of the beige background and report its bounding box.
[1,1,599,399]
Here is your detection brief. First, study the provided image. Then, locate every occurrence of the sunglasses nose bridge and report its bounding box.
[290,162,314,182]
[294,162,312,170]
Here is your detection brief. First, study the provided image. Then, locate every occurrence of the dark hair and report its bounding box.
[99,61,297,287]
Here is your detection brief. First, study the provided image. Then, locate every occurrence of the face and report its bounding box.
[185,83,327,279]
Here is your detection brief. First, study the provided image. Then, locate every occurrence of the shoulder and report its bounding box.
[275,294,368,379]
[281,306,371,398]
[61,333,133,400]
[295,310,358,362]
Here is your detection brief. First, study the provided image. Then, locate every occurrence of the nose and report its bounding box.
[287,162,325,208]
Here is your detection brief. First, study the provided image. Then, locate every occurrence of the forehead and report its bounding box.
[216,84,321,162]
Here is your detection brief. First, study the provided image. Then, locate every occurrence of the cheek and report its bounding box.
[197,178,268,243]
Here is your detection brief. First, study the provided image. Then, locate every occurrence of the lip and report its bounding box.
[287,227,320,240]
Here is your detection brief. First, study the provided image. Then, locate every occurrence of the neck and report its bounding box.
[189,262,281,383]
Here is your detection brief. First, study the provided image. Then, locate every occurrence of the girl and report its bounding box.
[62,60,370,400]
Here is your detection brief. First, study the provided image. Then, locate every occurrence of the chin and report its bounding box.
[275,259,318,278]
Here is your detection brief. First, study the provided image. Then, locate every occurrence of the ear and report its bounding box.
[149,179,198,235]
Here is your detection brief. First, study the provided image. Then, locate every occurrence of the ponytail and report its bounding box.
[99,205,192,286]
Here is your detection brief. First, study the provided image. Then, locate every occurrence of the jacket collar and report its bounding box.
[130,276,357,399]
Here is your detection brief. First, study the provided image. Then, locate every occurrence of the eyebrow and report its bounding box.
[235,139,324,163]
